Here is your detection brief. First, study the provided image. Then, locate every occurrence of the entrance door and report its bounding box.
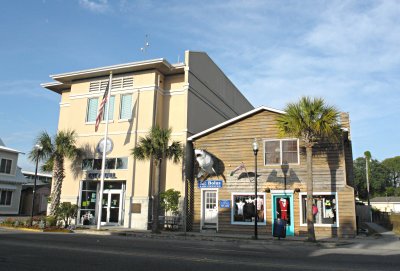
[101,190,122,225]
[202,190,218,228]
[272,193,294,236]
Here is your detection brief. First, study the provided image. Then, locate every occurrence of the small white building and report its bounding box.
[370,197,400,213]
[20,171,52,215]
[0,138,26,215]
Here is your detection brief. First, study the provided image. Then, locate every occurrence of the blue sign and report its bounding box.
[220,200,231,208]
[198,180,223,188]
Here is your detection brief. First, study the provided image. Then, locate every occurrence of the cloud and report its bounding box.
[79,0,110,14]
[0,80,59,101]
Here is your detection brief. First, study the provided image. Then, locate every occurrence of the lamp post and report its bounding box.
[30,144,43,226]
[364,151,372,222]
[252,138,259,240]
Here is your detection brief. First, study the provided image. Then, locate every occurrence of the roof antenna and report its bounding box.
[140,34,150,55]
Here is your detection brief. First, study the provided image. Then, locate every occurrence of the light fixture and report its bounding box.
[252,138,258,240]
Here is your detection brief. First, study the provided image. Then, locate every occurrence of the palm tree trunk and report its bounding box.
[49,158,65,216]
[306,145,316,242]
[152,159,161,233]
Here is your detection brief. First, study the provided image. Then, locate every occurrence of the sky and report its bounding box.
[0,0,399,171]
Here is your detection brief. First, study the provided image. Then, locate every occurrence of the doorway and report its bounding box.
[101,190,123,225]
[271,192,294,236]
[202,190,218,229]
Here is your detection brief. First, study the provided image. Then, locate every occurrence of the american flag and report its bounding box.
[230,162,246,176]
[95,80,110,132]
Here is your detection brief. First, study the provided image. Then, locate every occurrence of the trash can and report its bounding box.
[273,218,287,238]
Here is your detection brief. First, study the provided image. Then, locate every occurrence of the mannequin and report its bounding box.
[279,198,288,220]
[236,200,245,216]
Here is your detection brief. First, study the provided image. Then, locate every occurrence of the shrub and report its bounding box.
[46,216,57,227]
[55,202,78,228]
[160,189,181,216]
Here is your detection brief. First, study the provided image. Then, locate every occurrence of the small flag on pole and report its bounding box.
[230,162,246,176]
[95,80,110,132]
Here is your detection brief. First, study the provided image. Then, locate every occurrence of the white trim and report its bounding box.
[298,192,339,228]
[59,103,70,107]
[69,86,187,100]
[0,146,23,154]
[231,192,267,225]
[50,59,172,79]
[188,106,286,141]
[270,190,294,194]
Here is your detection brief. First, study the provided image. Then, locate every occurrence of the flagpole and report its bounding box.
[97,72,113,230]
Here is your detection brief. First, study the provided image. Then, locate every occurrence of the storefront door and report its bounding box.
[272,192,294,236]
[101,190,122,225]
[202,190,218,228]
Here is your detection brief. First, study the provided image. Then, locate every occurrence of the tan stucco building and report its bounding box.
[42,51,253,229]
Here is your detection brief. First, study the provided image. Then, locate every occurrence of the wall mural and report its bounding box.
[194,149,225,181]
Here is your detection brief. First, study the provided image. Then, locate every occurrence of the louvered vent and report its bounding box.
[89,76,134,91]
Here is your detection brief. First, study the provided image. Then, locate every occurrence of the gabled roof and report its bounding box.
[0,138,24,154]
[188,106,285,141]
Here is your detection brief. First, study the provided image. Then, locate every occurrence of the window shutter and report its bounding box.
[103,96,115,121]
[120,94,132,119]
[86,98,98,122]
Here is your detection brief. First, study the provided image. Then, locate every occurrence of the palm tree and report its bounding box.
[277,97,341,242]
[131,125,183,233]
[29,130,81,216]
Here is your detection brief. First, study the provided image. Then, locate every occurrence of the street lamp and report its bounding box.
[30,144,42,226]
[252,138,259,240]
[364,151,372,222]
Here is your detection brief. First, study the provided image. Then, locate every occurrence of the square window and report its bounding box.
[264,139,298,165]
[232,193,266,225]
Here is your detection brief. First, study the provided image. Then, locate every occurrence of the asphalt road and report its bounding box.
[0,229,399,271]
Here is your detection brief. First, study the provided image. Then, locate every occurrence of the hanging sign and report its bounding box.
[198,180,223,188]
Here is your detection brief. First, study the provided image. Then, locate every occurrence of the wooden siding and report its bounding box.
[191,109,356,237]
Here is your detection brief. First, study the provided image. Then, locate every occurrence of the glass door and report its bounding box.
[272,193,294,236]
[101,190,122,225]
[203,190,218,227]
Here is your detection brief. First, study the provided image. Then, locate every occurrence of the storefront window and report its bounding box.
[232,193,266,225]
[300,193,338,226]
[79,181,98,225]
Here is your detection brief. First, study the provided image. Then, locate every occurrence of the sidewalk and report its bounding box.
[72,226,357,248]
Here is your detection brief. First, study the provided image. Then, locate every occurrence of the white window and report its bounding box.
[103,96,115,121]
[264,139,299,165]
[0,190,12,205]
[81,157,128,170]
[0,159,12,174]
[231,192,266,225]
[299,192,338,227]
[120,94,132,120]
[86,98,98,122]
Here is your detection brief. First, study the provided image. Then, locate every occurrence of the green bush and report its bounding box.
[160,189,181,216]
[55,202,78,228]
[46,216,58,227]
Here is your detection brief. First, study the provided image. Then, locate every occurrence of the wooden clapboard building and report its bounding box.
[187,106,356,238]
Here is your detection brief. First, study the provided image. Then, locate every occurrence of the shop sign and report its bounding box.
[220,200,230,208]
[198,180,223,188]
[87,172,116,179]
